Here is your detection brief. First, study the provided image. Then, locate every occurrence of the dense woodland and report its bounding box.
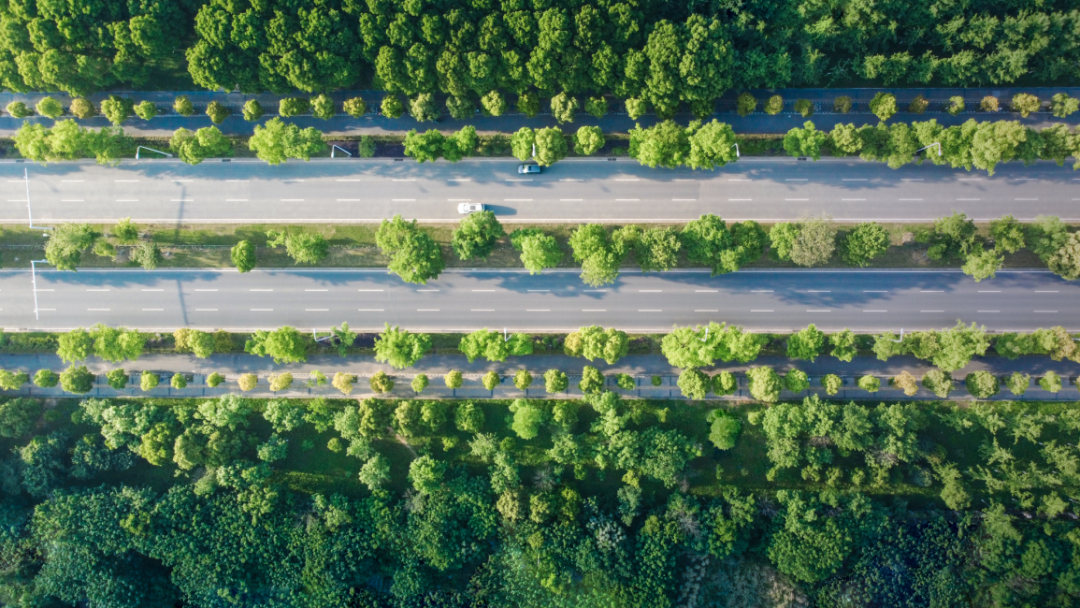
[0,0,1079,98]
[0,393,1078,607]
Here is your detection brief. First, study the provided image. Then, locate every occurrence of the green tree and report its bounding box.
[90,324,145,363]
[443,126,477,162]
[375,215,445,284]
[1011,93,1040,117]
[369,371,393,394]
[130,242,163,270]
[517,92,540,117]
[821,374,843,395]
[205,101,230,124]
[408,455,444,493]
[403,129,444,162]
[231,240,256,273]
[891,370,919,396]
[989,215,1025,254]
[708,411,741,449]
[629,120,688,168]
[509,229,562,274]
[858,375,880,393]
[574,126,604,156]
[681,215,764,275]
[736,93,757,116]
[634,227,681,272]
[409,93,439,122]
[46,223,98,270]
[311,94,335,120]
[550,92,579,124]
[544,369,569,393]
[764,95,783,115]
[455,402,484,433]
[834,96,853,113]
[783,121,827,160]
[946,96,965,115]
[57,328,93,363]
[513,370,532,390]
[1005,372,1030,396]
[482,371,500,391]
[569,224,632,286]
[1051,93,1079,118]
[965,371,999,398]
[534,127,568,166]
[452,211,504,260]
[785,369,810,393]
[869,93,897,121]
[445,371,463,389]
[173,96,195,116]
[625,98,648,120]
[787,325,826,361]
[248,118,326,165]
[509,400,545,439]
[579,366,605,394]
[34,369,58,388]
[840,222,890,267]
[1047,233,1080,280]
[678,368,710,400]
[747,366,782,402]
[245,326,307,364]
[358,455,390,490]
[961,245,1003,282]
[242,100,264,121]
[113,217,139,243]
[35,97,64,119]
[266,230,328,265]
[584,96,608,118]
[713,371,738,396]
[374,324,431,369]
[830,329,858,362]
[922,369,954,398]
[563,326,630,364]
[481,91,507,116]
[1039,371,1062,393]
[0,398,39,437]
[411,374,428,394]
[458,329,532,363]
[279,98,310,117]
[133,101,157,120]
[343,97,367,118]
[0,370,29,391]
[100,96,133,125]
[60,364,94,394]
[510,127,535,161]
[381,95,404,118]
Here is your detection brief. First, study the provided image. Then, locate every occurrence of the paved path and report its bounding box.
[4,158,1079,225]
[2,86,1079,137]
[1,268,1076,333]
[2,351,1076,402]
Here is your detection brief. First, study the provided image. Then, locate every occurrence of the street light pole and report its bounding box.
[731,143,740,158]
[135,146,172,159]
[25,169,52,231]
[915,142,941,157]
[30,259,49,321]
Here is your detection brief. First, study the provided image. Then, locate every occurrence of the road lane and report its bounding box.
[0,268,1076,333]
[2,158,1078,224]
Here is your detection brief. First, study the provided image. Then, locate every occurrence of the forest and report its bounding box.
[0,391,1078,607]
[0,0,1078,98]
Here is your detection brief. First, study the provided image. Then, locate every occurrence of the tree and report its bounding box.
[236,373,257,391]
[207,372,224,387]
[46,223,98,270]
[206,101,230,124]
[409,455,444,493]
[585,97,608,118]
[574,126,604,156]
[266,230,328,265]
[482,371,500,391]
[821,374,843,395]
[279,98,310,117]
[1039,371,1062,393]
[579,367,605,394]
[248,118,326,165]
[625,98,648,119]
[534,127,569,166]
[858,375,880,393]
[130,242,163,270]
[990,215,1025,254]
[403,129,444,162]
[452,211,504,260]
[34,370,58,388]
[57,328,93,363]
[922,370,954,398]
[445,371,463,390]
[409,94,439,122]
[0,398,40,438]
[840,223,890,267]
[1051,93,1078,118]
[785,369,809,393]
[60,365,94,394]
[5,101,31,118]
[686,120,738,170]
[509,400,545,439]
[513,370,532,390]
[140,372,160,392]
[869,93,897,121]
[410,374,428,394]
[268,373,292,392]
[707,411,740,450]
[381,95,404,118]
[678,369,710,400]
[510,127,535,162]
[311,94,335,120]
[1011,93,1040,117]
[634,227,681,272]
[544,370,569,393]
[133,101,157,120]
[783,121,827,160]
[369,371,394,394]
[343,97,367,118]
[962,245,1004,282]
[459,329,532,363]
[0,370,29,391]
[242,100,264,121]
[830,329,858,362]
[90,324,145,363]
[375,215,445,284]
[736,93,757,116]
[245,327,307,364]
[481,91,507,116]
[359,455,390,490]
[891,371,919,396]
[834,96,853,113]
[374,324,431,369]
[629,120,688,168]
[681,215,764,275]
[1047,233,1080,280]
[1005,372,1030,396]
[790,216,837,267]
[946,96,965,115]
[550,93,579,124]
[965,371,999,398]
[113,217,139,243]
[174,96,195,116]
[747,367,781,402]
[764,95,783,115]
[569,224,632,286]
[787,325,825,361]
[443,126,477,162]
[517,92,540,117]
[332,372,356,395]
[510,229,562,273]
[36,97,64,119]
[563,326,630,364]
[231,240,256,273]
[455,402,484,433]
[170,126,233,165]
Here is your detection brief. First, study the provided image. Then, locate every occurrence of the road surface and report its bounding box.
[3,158,1079,225]
[1,268,1075,333]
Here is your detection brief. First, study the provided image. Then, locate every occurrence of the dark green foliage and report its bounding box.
[677,368,710,400]
[0,398,40,438]
[681,215,766,275]
[230,240,256,273]
[452,211,504,260]
[841,222,890,267]
[707,410,740,449]
[459,329,531,363]
[375,215,445,284]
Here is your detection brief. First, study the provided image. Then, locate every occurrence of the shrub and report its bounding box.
[279,97,310,117]
[482,371,500,391]
[311,94,335,119]
[381,95,404,118]
[965,371,999,399]
[821,374,842,395]
[411,373,429,393]
[33,369,58,388]
[651,375,663,387]
[1011,93,1040,117]
[242,100,264,121]
[858,375,880,393]
[357,135,376,158]
[101,96,134,125]
[1005,372,1030,396]
[544,369,569,393]
[514,370,532,390]
[1039,372,1062,393]
[868,93,896,121]
[784,369,809,393]
[707,410,741,450]
[833,96,852,113]
[333,372,356,395]
[206,101,230,124]
[908,95,929,114]
[171,374,188,390]
[206,372,224,387]
[237,373,257,391]
[979,96,999,112]
[922,370,953,398]
[370,371,393,393]
[105,369,128,389]
[444,370,463,389]
[579,366,604,394]
[747,366,782,402]
[140,372,159,392]
[946,96,965,115]
[344,97,368,117]
[891,371,919,396]
[36,97,64,119]
[736,93,757,116]
[616,374,636,391]
[678,368,710,400]
[173,96,195,116]
[793,99,813,117]
[6,101,32,118]
[269,373,293,392]
[713,371,737,396]
[133,101,157,120]
[70,98,96,119]
[764,95,783,115]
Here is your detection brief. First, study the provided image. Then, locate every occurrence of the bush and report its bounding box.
[237,373,257,391]
[70,98,96,119]
[206,101,230,124]
[585,96,608,118]
[36,97,64,119]
[6,101,32,118]
[747,366,782,402]
[242,100,264,121]
[651,375,663,387]
[922,370,953,398]
[1039,371,1062,393]
[173,96,195,116]
[343,97,368,117]
[784,369,809,393]
[445,370,463,389]
[868,93,896,121]
[34,369,58,388]
[133,101,157,120]
[965,371,999,399]
[946,96,965,115]
[908,95,929,114]
[357,135,376,158]
[833,96,852,113]
[140,372,159,392]
[311,94,335,119]
[616,374,636,391]
[793,99,813,117]
[105,369,128,389]
[677,368,710,400]
[544,369,569,393]
[1011,93,1040,117]
[279,97,310,117]
[579,366,604,394]
[713,371,737,396]
[411,373,429,393]
[206,372,224,387]
[858,375,880,393]
[381,95,404,118]
[707,410,741,450]
[764,95,783,115]
[1005,372,1030,396]
[513,370,532,390]
[821,374,842,395]
[736,93,757,116]
[171,374,188,390]
[370,371,393,394]
[482,371,500,391]
[979,96,999,112]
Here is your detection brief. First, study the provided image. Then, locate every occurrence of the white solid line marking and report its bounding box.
[977,310,1000,313]
[505,198,533,201]
[87,308,111,311]
[142,308,164,311]
[695,309,718,312]
[305,308,329,312]
[902,178,924,181]
[391,198,415,201]
[36,289,54,292]
[921,310,944,313]
[638,309,662,312]
[86,289,110,292]
[141,289,163,292]
[38,308,55,311]
[6,199,26,202]
[471,309,495,312]
[526,309,550,312]
[1035,290,1059,293]
[561,198,583,201]
[806,309,831,312]
[357,289,385,292]
[1035,310,1058,313]
[863,310,887,312]
[751,309,774,312]
[336,179,363,182]
[582,309,607,312]
[559,178,582,182]
[417,308,439,311]
[251,308,273,311]
[305,289,328,292]
[958,178,982,181]
[729,198,752,201]
[358,308,385,312]
[673,179,696,182]
[695,290,718,293]
[173,179,193,182]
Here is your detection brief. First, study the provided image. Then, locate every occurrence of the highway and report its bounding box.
[2,158,1079,225]
[0,268,1076,333]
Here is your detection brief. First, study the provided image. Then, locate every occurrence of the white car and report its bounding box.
[518,164,542,174]
[457,202,485,214]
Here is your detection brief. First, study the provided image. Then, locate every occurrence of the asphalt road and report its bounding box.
[3,158,1079,225]
[1,268,1076,333]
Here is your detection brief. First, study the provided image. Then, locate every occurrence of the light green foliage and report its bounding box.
[343,97,367,118]
[1051,93,1079,118]
[629,120,737,170]
[707,410,741,449]
[279,97,310,117]
[106,369,130,390]
[1011,93,1040,117]
[242,100,264,121]
[231,240,256,273]
[205,101,230,124]
[263,399,304,433]
[408,93,439,122]
[357,135,376,158]
[517,92,540,117]
[130,242,163,270]
[908,95,929,114]
[922,370,954,398]
[840,222,889,267]
[244,326,307,364]
[869,93,897,121]
[550,92,578,124]
[677,368,710,400]
[858,375,880,393]
[373,324,431,369]
[829,329,858,362]
[961,245,1004,282]
[776,216,837,267]
[585,96,608,118]
[1039,371,1062,393]
[369,371,394,394]
[411,374,428,394]
[452,211,504,260]
[375,215,445,284]
[206,372,224,387]
[563,326,629,364]
[459,329,532,363]
[443,126,477,162]
[480,91,506,116]
[257,435,288,463]
[0,370,29,391]
[454,402,485,433]
[513,370,532,391]
[268,373,291,392]
[140,372,159,392]
[616,374,636,391]
[57,328,93,363]
[747,366,782,402]
[509,228,562,274]
[544,369,569,393]
[1048,233,1080,280]
[783,121,827,160]
[990,215,1025,254]
[408,455,444,493]
[681,215,766,275]
[787,325,826,361]
[133,100,157,120]
[45,222,98,270]
[534,127,569,166]
[403,129,443,162]
[713,371,737,396]
[509,400,545,439]
[1005,372,1030,396]
[965,371,999,399]
[821,374,843,395]
[173,96,195,116]
[33,369,58,388]
[88,324,146,363]
[764,95,783,115]
[5,103,32,121]
[310,94,335,120]
[482,371,500,391]
[784,369,810,393]
[891,371,919,396]
[112,217,139,243]
[625,98,648,120]
[248,118,326,165]
[946,96,965,115]
[568,224,634,286]
[35,97,64,119]
[444,371,463,389]
[380,95,404,118]
[574,126,604,155]
[579,366,605,394]
[736,93,757,116]
[662,322,766,368]
[770,223,799,261]
[265,230,328,265]
[834,96,853,113]
[237,373,258,391]
[358,454,390,490]
[510,127,535,162]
